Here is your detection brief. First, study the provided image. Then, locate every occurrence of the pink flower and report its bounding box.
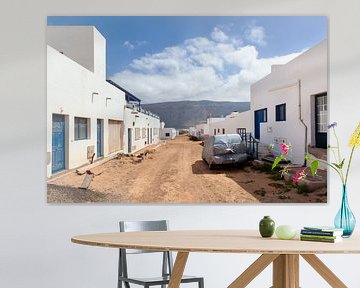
[280,143,289,155]
[293,169,306,183]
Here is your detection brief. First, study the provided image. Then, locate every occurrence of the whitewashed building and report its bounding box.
[250,40,328,164]
[160,128,177,139]
[208,111,252,136]
[193,112,251,137]
[124,107,161,153]
[195,117,225,137]
[160,122,177,140]
[47,26,160,177]
[194,123,207,137]
[107,80,161,154]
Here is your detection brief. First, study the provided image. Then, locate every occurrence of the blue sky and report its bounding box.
[48,16,327,103]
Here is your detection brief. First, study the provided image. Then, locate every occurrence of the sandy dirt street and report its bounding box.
[48,135,327,203]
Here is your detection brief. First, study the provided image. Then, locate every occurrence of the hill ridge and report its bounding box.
[142,100,250,129]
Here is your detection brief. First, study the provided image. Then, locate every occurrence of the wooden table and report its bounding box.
[72,230,360,288]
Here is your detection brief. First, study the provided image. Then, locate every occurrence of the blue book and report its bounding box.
[302,226,343,236]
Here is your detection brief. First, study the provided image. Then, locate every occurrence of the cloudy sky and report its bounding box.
[48,16,327,104]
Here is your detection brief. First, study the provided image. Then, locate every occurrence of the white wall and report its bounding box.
[209,111,252,136]
[195,117,225,136]
[251,41,327,164]
[123,107,161,153]
[160,128,176,139]
[195,123,207,135]
[2,2,360,288]
[47,26,101,77]
[45,25,106,79]
[47,29,126,176]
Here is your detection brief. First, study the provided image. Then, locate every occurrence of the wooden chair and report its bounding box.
[118,220,204,288]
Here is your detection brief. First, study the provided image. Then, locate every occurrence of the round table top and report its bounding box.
[71,230,360,254]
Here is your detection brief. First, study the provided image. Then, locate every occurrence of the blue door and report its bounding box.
[254,109,267,140]
[97,119,103,158]
[52,114,65,173]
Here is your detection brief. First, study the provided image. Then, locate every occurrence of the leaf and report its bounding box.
[310,160,319,176]
[332,160,345,169]
[272,156,283,170]
[339,158,345,169]
[332,162,341,169]
[305,154,311,162]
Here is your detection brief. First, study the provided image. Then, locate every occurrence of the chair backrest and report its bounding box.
[120,220,168,232]
[118,220,174,282]
[119,220,168,254]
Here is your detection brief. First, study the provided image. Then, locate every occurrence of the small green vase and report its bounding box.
[259,216,275,238]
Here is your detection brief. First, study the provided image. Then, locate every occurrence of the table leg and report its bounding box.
[272,254,299,288]
[228,254,279,288]
[301,254,347,288]
[229,253,347,288]
[168,252,189,288]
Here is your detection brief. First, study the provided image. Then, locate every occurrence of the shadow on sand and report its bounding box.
[191,160,267,201]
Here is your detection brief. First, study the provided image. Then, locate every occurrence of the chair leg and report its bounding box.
[199,278,204,288]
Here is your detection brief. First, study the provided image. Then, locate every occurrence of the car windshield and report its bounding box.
[214,134,241,145]
[212,134,244,156]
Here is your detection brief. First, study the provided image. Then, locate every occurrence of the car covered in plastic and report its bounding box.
[202,134,248,169]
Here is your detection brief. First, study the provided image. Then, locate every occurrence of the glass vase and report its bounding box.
[334,185,356,237]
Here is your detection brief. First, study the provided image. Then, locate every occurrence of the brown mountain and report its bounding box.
[142,100,250,129]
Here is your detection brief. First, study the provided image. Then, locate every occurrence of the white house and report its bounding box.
[250,40,328,164]
[194,123,207,137]
[208,111,252,136]
[193,112,251,137]
[195,117,225,137]
[160,122,177,140]
[124,107,161,153]
[160,128,177,140]
[106,80,161,154]
[47,26,160,177]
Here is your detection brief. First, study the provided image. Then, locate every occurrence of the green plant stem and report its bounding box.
[330,146,339,164]
[345,145,356,185]
[333,128,342,164]
[344,129,360,185]
[332,128,345,181]
[316,158,345,184]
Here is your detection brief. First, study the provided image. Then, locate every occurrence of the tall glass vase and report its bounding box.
[334,185,356,237]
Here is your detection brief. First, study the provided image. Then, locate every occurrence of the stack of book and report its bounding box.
[300,226,344,243]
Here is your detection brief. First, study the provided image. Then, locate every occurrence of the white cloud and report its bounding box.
[123,41,135,50]
[123,40,147,51]
[111,28,303,103]
[246,25,266,46]
[211,27,229,42]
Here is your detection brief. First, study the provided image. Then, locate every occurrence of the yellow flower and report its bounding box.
[349,122,360,147]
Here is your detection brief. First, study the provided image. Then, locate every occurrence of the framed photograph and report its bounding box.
[46,16,328,203]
